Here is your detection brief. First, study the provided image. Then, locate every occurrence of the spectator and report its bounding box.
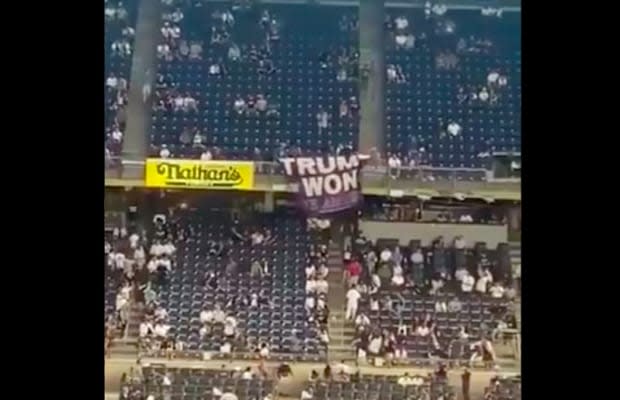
[345,284,361,320]
[189,40,203,60]
[476,268,493,294]
[345,259,362,287]
[316,109,329,134]
[462,368,471,400]
[454,235,466,249]
[461,271,475,294]
[228,43,241,61]
[301,387,314,400]
[159,145,171,158]
[447,297,463,313]
[489,282,505,298]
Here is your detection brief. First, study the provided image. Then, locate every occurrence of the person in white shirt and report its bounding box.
[300,387,314,400]
[147,258,157,273]
[370,296,379,311]
[306,278,317,294]
[317,264,328,279]
[387,65,398,82]
[415,324,430,337]
[460,214,474,223]
[128,232,139,249]
[209,63,221,75]
[220,342,232,355]
[159,145,171,158]
[315,279,329,295]
[233,96,246,114]
[461,271,475,293]
[454,235,466,249]
[200,150,212,160]
[498,75,508,87]
[154,306,168,321]
[447,122,462,136]
[380,248,392,263]
[391,264,405,286]
[319,328,329,344]
[487,71,500,86]
[355,313,370,327]
[455,266,468,282]
[223,316,237,338]
[367,335,382,355]
[221,392,239,400]
[139,321,152,338]
[476,269,493,294]
[114,252,126,270]
[305,295,316,312]
[251,231,264,245]
[489,282,505,298]
[106,74,118,89]
[241,367,253,380]
[259,343,270,358]
[479,87,490,102]
[163,241,176,256]
[345,285,361,320]
[154,323,169,338]
[305,264,315,278]
[395,33,407,48]
[397,373,415,386]
[162,374,171,386]
[213,306,226,325]
[395,16,408,30]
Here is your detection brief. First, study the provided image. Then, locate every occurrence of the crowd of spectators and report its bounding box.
[303,363,457,400]
[120,365,276,400]
[105,221,147,357]
[105,0,136,163]
[340,233,517,366]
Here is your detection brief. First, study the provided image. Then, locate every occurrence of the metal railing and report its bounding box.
[105,156,520,194]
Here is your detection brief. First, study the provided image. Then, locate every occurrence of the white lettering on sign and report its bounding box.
[281,155,366,198]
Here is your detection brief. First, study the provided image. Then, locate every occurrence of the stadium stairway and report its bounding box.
[109,299,143,358]
[326,241,357,362]
[509,242,521,270]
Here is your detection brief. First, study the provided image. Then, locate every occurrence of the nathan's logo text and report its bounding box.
[145,159,254,190]
[156,163,243,186]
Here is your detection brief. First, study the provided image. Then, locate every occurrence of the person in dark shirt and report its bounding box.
[461,368,471,400]
[323,364,332,380]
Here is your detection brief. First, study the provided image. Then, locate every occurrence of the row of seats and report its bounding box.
[121,366,275,400]
[385,10,521,168]
[306,373,456,400]
[154,210,327,359]
[152,2,359,158]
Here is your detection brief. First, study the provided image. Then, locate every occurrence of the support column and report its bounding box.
[121,0,162,160]
[358,0,386,154]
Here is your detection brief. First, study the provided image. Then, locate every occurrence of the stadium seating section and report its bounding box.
[155,210,326,360]
[105,0,138,156]
[358,239,514,362]
[152,2,359,159]
[484,376,521,400]
[124,366,275,400]
[305,374,456,400]
[385,10,521,168]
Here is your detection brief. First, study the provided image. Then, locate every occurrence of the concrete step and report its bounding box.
[110,344,139,356]
[329,343,354,351]
[112,337,139,345]
[328,326,357,335]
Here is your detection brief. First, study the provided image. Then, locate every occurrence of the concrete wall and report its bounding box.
[360,220,508,247]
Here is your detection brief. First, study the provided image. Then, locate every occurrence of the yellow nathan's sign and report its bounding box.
[144,159,254,190]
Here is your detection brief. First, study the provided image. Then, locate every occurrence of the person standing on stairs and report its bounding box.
[345,284,361,320]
